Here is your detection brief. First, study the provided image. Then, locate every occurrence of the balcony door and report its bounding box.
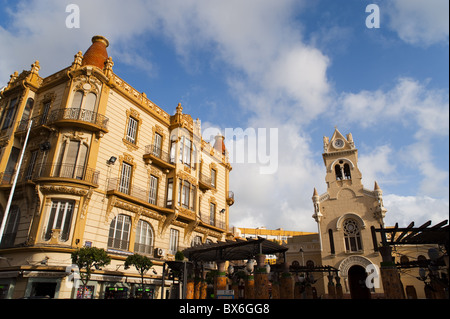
[56,140,88,180]
[71,91,97,123]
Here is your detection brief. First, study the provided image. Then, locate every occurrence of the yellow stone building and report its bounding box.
[0,35,234,299]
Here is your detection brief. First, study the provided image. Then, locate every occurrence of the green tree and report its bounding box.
[124,253,154,299]
[71,246,111,299]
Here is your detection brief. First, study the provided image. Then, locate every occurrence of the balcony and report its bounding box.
[227,191,235,206]
[47,108,109,133]
[198,172,213,191]
[199,212,226,230]
[23,163,99,186]
[15,114,54,137]
[107,177,171,212]
[143,144,175,170]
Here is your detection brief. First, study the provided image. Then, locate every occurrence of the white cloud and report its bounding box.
[358,145,396,188]
[383,194,449,227]
[228,124,324,232]
[386,0,449,46]
[338,77,449,137]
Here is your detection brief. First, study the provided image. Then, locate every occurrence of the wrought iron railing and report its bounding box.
[199,172,212,188]
[16,108,109,132]
[48,108,109,130]
[144,144,175,165]
[107,178,166,208]
[199,212,226,230]
[32,163,99,185]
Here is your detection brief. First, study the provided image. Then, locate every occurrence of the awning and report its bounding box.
[182,237,288,262]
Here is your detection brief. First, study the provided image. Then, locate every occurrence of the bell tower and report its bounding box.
[322,127,363,199]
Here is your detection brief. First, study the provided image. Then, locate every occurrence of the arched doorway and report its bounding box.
[348,265,371,299]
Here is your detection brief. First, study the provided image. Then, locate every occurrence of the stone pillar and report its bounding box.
[294,282,303,299]
[214,261,227,298]
[194,278,201,299]
[186,279,194,299]
[335,276,343,299]
[245,274,255,299]
[327,274,336,299]
[379,246,405,299]
[271,281,281,299]
[305,284,313,299]
[280,269,294,299]
[254,254,270,299]
[200,280,208,299]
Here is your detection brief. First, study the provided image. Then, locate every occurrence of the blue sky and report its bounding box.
[0,0,448,232]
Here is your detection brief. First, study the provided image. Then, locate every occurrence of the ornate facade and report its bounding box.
[0,36,234,299]
[286,128,442,299]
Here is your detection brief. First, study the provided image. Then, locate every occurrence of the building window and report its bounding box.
[119,162,132,194]
[125,116,138,144]
[335,164,343,180]
[190,186,196,211]
[179,180,190,208]
[177,179,196,210]
[0,97,18,130]
[134,220,154,255]
[191,235,202,247]
[39,101,52,125]
[55,140,88,179]
[25,150,39,180]
[335,161,352,181]
[2,147,20,184]
[343,163,351,179]
[169,228,179,255]
[20,98,34,124]
[108,214,131,250]
[211,169,217,188]
[70,91,97,122]
[44,200,75,242]
[152,133,162,157]
[166,178,173,207]
[0,205,20,247]
[306,260,315,269]
[328,229,335,255]
[343,218,362,252]
[209,203,216,226]
[179,136,194,167]
[148,175,158,205]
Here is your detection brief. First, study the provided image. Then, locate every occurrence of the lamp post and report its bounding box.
[0,120,32,244]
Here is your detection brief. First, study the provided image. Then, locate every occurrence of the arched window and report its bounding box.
[84,92,97,112]
[72,91,83,109]
[71,91,97,123]
[191,235,202,247]
[306,260,315,269]
[0,205,20,247]
[400,255,410,264]
[328,229,335,255]
[343,218,363,252]
[335,164,343,180]
[21,98,34,123]
[343,163,351,179]
[134,220,154,255]
[108,214,131,250]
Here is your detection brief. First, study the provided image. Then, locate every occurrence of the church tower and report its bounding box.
[312,128,387,298]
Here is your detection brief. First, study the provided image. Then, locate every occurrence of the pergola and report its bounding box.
[373,219,449,249]
[372,219,449,299]
[183,237,288,262]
